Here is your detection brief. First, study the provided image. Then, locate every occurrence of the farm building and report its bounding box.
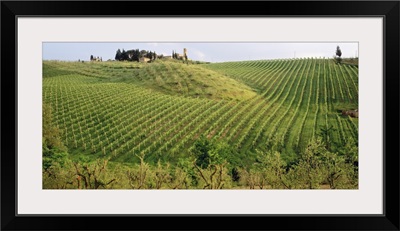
[139,57,150,63]
[90,56,102,62]
[342,109,358,118]
[170,48,188,60]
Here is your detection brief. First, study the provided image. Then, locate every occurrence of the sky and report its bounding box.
[43,42,358,63]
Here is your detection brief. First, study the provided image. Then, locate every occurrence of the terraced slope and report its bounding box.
[43,58,358,164]
[205,58,358,160]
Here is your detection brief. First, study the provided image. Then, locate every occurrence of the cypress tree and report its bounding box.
[115,49,122,61]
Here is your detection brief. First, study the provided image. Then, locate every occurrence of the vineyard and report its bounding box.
[43,58,358,166]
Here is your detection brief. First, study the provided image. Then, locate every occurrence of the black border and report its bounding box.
[1,1,399,230]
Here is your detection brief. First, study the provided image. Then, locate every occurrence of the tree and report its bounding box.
[336,46,342,57]
[257,151,288,189]
[318,125,335,150]
[73,158,116,189]
[42,103,73,188]
[126,153,150,189]
[190,136,232,189]
[285,138,357,189]
[320,151,355,189]
[238,151,288,189]
[335,46,342,64]
[339,137,358,166]
[184,49,188,63]
[115,49,122,61]
[43,103,64,150]
[290,139,327,189]
[170,157,196,189]
[191,135,213,168]
[122,49,130,61]
[134,49,140,62]
[140,50,147,59]
[42,103,68,169]
[153,160,171,189]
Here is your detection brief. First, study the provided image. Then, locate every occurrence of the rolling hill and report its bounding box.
[43,58,358,165]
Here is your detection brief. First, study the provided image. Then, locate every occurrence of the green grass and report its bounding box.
[43,58,358,165]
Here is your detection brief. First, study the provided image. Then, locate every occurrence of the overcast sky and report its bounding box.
[43,42,358,63]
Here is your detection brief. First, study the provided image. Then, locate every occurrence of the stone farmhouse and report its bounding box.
[139,57,151,63]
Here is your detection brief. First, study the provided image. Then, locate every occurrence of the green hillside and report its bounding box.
[43,58,358,166]
[205,59,358,161]
[44,60,256,101]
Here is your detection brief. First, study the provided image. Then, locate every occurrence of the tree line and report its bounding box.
[115,49,157,62]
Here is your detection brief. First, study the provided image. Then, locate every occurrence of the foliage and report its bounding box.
[43,138,358,189]
[126,154,151,189]
[289,139,328,189]
[237,138,358,189]
[114,48,157,62]
[42,158,76,189]
[336,46,342,57]
[335,46,342,64]
[43,143,68,171]
[42,103,65,150]
[194,161,231,189]
[115,49,122,61]
[191,136,226,166]
[318,125,336,150]
[42,103,69,176]
[73,158,117,189]
[258,151,288,189]
[190,136,234,188]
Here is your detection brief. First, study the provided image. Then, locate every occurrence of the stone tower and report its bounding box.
[183,48,187,57]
